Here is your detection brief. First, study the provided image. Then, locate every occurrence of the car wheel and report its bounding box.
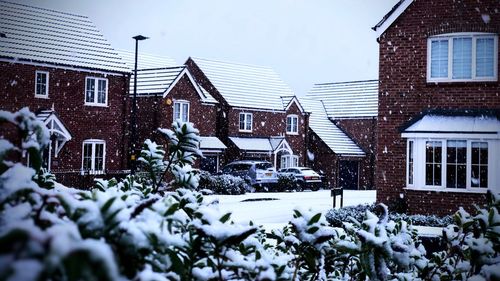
[310,184,319,192]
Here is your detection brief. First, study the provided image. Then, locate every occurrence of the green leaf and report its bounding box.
[219,213,232,223]
[308,213,322,225]
[307,226,319,234]
[100,197,117,214]
[164,203,180,216]
[293,210,302,218]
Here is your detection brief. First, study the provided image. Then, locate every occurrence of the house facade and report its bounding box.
[184,57,309,170]
[302,80,378,190]
[373,0,500,215]
[0,1,131,187]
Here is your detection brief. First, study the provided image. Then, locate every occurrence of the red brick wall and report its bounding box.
[335,118,377,189]
[377,0,500,214]
[0,61,130,187]
[307,131,338,187]
[286,101,308,166]
[135,74,218,145]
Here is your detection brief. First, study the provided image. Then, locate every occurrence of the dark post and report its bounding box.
[130,35,148,175]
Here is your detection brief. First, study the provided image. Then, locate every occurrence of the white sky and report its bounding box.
[18,0,398,96]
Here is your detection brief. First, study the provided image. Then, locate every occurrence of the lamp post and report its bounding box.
[130,35,148,175]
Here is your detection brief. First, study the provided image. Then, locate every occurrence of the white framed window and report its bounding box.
[85,77,108,106]
[35,71,49,98]
[286,115,299,134]
[281,155,299,169]
[405,138,496,192]
[173,100,189,122]
[239,113,252,132]
[82,140,105,174]
[407,140,414,186]
[427,33,498,82]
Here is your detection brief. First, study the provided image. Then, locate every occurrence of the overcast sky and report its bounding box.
[19,0,397,95]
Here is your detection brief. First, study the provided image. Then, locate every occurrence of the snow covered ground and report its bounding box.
[207,189,376,231]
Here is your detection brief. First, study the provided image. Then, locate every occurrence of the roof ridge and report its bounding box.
[190,56,275,71]
[0,0,89,19]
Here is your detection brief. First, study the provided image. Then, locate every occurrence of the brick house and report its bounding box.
[183,57,309,170]
[0,1,131,187]
[120,58,227,174]
[373,0,500,215]
[301,80,378,190]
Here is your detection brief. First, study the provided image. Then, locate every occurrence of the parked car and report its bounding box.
[278,167,323,191]
[221,160,278,189]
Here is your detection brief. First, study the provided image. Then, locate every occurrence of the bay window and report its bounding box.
[427,33,498,82]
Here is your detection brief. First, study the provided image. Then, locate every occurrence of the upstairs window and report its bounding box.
[239,113,252,132]
[85,77,108,106]
[35,71,49,98]
[286,115,298,134]
[82,140,105,174]
[173,101,189,122]
[427,33,498,82]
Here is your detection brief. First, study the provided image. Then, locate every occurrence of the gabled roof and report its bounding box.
[300,97,365,157]
[115,49,177,70]
[190,57,295,110]
[281,95,308,113]
[372,0,414,38]
[0,1,129,73]
[132,66,185,96]
[307,80,378,119]
[162,67,218,104]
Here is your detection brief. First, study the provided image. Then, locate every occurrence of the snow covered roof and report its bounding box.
[229,137,274,152]
[402,114,500,138]
[36,110,72,155]
[115,49,177,70]
[372,0,414,38]
[300,97,365,157]
[0,1,129,73]
[307,80,378,119]
[132,66,185,96]
[190,57,295,110]
[199,136,227,151]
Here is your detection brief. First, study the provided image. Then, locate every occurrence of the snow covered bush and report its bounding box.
[197,171,251,195]
[2,108,499,281]
[275,173,299,192]
[420,192,500,281]
[327,203,453,228]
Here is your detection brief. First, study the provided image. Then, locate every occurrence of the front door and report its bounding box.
[339,160,359,190]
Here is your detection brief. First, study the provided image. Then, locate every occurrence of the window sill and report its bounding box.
[239,130,252,133]
[84,103,109,107]
[286,132,299,135]
[426,78,498,84]
[404,186,488,194]
[35,95,49,99]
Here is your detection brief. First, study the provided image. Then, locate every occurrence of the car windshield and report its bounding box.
[223,164,252,173]
[255,162,272,170]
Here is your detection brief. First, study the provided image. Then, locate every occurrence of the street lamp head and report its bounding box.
[133,35,148,41]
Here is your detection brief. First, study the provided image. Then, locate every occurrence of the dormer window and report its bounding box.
[427,33,498,82]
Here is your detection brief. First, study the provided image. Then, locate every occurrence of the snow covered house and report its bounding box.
[117,51,227,174]
[183,57,309,170]
[0,1,131,186]
[302,80,378,190]
[373,0,500,215]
